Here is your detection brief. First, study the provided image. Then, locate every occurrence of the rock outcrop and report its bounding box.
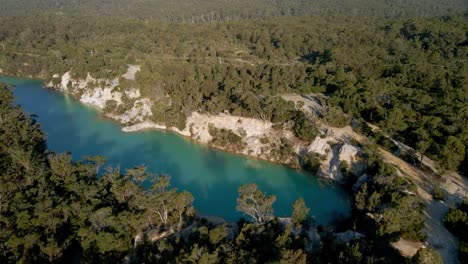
[46,69,364,180]
[305,136,365,181]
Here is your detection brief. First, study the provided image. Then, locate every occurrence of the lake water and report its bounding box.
[2,76,350,224]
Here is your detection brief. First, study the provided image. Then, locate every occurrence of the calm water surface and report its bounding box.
[2,76,350,224]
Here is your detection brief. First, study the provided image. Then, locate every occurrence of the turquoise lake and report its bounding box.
[2,76,350,224]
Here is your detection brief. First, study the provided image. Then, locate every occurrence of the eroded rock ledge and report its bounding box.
[47,69,365,181]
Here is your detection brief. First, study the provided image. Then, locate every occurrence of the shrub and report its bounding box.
[300,152,322,172]
[412,247,442,264]
[431,185,445,201]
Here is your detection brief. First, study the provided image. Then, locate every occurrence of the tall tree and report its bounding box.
[236,183,276,224]
[292,198,310,225]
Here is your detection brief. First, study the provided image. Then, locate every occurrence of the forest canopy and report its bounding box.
[0,0,466,21]
[0,84,431,263]
[0,13,466,172]
[1,1,464,260]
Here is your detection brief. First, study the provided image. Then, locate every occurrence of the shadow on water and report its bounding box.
[3,75,351,224]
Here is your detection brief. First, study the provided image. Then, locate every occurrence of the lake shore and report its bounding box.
[1,70,365,182]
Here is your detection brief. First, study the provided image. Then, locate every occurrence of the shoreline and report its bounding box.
[114,119,310,173]
[0,73,306,172]
[1,72,363,181]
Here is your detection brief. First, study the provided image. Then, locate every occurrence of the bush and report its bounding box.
[300,152,322,172]
[103,100,118,113]
[444,203,468,240]
[412,247,442,264]
[293,112,317,141]
[323,106,350,127]
[444,200,468,263]
[208,125,244,149]
[431,185,445,201]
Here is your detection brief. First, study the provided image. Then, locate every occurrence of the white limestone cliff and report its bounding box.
[46,69,363,180]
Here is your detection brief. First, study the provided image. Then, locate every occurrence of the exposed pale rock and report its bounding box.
[339,143,366,176]
[60,71,71,90]
[122,64,140,80]
[315,144,342,180]
[125,89,141,99]
[311,142,363,181]
[187,112,272,138]
[281,93,323,117]
[308,136,331,155]
[185,112,278,157]
[198,215,227,226]
[80,87,122,109]
[50,71,366,181]
[339,144,360,164]
[122,121,166,132]
[391,238,425,257]
[115,98,152,123]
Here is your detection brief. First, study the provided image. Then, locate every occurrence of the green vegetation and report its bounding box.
[1,84,433,262]
[444,200,468,263]
[1,1,466,261]
[411,247,443,264]
[300,152,323,172]
[208,125,245,151]
[1,0,465,21]
[0,83,195,262]
[352,145,424,240]
[236,183,276,224]
[0,12,466,172]
[431,185,445,201]
[292,198,310,225]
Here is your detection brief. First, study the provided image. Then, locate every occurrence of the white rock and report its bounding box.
[122,64,140,80]
[315,143,362,181]
[339,143,360,164]
[114,98,152,123]
[185,112,279,156]
[125,89,141,99]
[80,87,122,109]
[122,121,166,132]
[308,136,331,155]
[187,112,272,138]
[60,71,71,90]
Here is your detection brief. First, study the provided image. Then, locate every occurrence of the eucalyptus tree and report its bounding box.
[236,183,276,224]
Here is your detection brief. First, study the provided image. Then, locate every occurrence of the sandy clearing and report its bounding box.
[391,238,425,257]
[122,64,141,80]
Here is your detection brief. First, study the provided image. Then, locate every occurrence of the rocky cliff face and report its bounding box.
[47,68,364,181]
[306,136,365,181]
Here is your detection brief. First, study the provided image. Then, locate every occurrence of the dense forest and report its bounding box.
[0,83,438,263]
[0,0,466,21]
[0,13,466,173]
[0,1,467,262]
